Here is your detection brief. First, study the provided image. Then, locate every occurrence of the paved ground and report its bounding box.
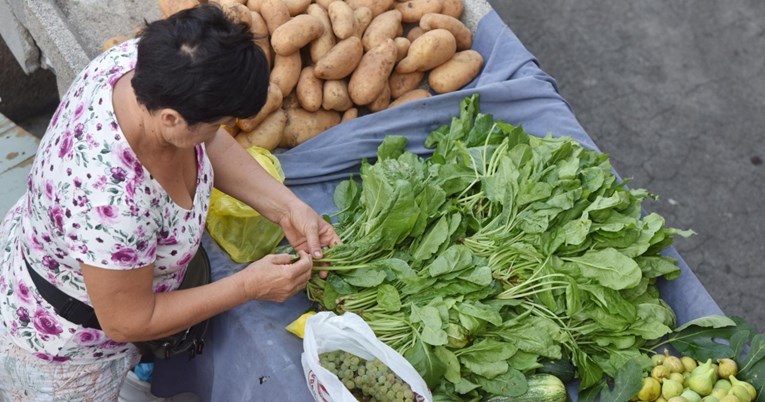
[489,1,765,330]
[2,1,764,331]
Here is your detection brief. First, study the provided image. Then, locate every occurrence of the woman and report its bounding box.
[0,4,338,400]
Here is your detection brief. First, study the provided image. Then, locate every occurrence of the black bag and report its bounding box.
[26,246,211,360]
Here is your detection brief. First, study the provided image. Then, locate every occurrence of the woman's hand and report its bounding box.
[278,200,341,259]
[240,251,314,302]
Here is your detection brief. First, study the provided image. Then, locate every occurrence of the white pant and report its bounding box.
[0,325,140,402]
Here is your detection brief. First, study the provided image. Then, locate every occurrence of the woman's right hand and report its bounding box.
[240,250,313,302]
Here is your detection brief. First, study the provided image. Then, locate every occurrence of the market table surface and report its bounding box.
[152,9,723,402]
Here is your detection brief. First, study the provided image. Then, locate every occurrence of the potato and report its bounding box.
[102,35,130,52]
[428,50,483,93]
[395,28,456,73]
[395,0,442,23]
[235,109,286,151]
[314,0,337,9]
[348,39,398,105]
[389,71,424,98]
[346,0,394,17]
[159,0,199,18]
[368,83,391,112]
[270,51,301,96]
[440,0,463,18]
[341,108,358,122]
[222,2,253,25]
[328,1,355,40]
[314,36,363,80]
[260,0,290,34]
[351,7,373,38]
[283,0,310,15]
[249,11,269,36]
[406,26,425,42]
[306,4,336,63]
[297,66,323,112]
[249,11,272,66]
[237,83,283,131]
[388,88,430,109]
[393,37,410,62]
[362,10,402,51]
[245,0,261,12]
[281,108,341,148]
[420,13,471,50]
[322,80,353,111]
[271,14,324,56]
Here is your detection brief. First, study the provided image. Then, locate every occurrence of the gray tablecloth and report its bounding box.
[152,9,722,401]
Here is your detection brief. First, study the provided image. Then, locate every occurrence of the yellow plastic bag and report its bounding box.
[285,311,317,339]
[206,146,285,263]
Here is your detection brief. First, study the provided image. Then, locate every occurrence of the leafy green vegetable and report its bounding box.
[302,94,692,400]
[596,358,644,402]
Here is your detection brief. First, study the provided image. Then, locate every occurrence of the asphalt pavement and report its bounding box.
[2,1,764,331]
[489,1,765,330]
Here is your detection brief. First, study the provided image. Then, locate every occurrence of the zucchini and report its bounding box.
[484,374,568,402]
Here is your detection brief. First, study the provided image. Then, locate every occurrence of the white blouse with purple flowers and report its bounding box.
[0,39,213,363]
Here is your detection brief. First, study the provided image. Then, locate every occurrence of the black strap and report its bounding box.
[25,256,102,330]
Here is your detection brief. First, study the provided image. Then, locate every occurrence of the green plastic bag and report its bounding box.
[206,146,285,263]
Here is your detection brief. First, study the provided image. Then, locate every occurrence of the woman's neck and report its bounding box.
[113,71,175,157]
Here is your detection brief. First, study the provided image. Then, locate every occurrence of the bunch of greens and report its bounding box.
[305,94,692,400]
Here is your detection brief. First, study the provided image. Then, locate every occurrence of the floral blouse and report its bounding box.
[0,39,213,363]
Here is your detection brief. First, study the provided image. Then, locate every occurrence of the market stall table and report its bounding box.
[152,9,723,402]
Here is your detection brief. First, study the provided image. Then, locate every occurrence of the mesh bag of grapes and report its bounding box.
[302,312,432,402]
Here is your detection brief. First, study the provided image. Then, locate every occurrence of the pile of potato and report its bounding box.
[118,0,484,150]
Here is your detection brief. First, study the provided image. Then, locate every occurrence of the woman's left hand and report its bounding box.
[278,200,340,260]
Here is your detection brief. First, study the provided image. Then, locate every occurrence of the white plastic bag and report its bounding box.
[302,311,432,402]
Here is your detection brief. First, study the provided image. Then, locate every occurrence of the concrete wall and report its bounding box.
[1,0,160,97]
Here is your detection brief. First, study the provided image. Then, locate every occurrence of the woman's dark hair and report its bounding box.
[132,4,269,125]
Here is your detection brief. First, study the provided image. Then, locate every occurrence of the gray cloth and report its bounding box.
[152,10,722,402]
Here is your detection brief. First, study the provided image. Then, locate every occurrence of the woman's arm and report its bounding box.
[206,129,340,258]
[206,128,295,224]
[81,250,312,342]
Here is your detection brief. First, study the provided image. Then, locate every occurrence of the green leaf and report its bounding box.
[738,358,765,402]
[434,346,462,384]
[635,256,681,280]
[563,248,642,290]
[377,135,408,160]
[404,338,446,389]
[411,215,450,262]
[341,268,386,288]
[427,245,472,277]
[574,349,604,389]
[598,358,644,402]
[668,315,738,360]
[458,265,494,287]
[674,314,737,332]
[456,301,503,327]
[495,316,565,359]
[577,381,606,402]
[376,284,401,312]
[740,334,765,374]
[411,305,448,346]
[474,368,528,397]
[461,358,508,378]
